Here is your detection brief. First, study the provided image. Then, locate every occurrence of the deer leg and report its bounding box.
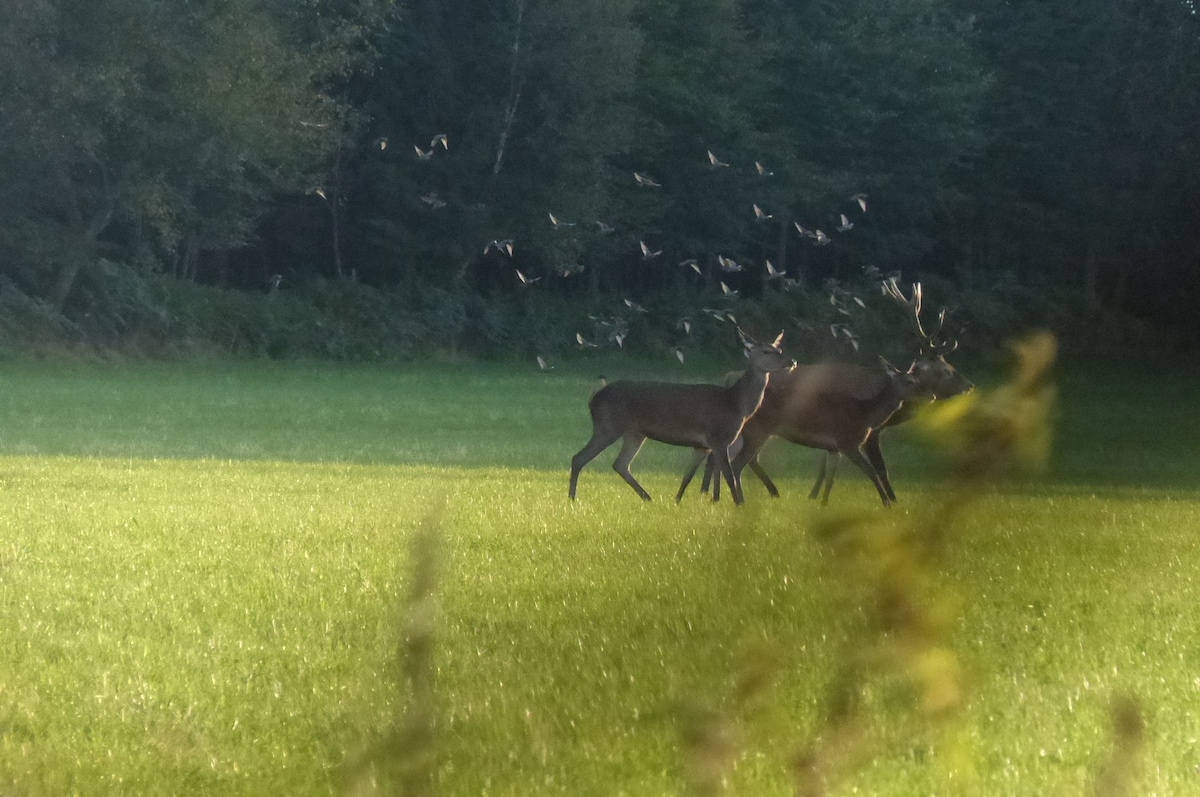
[676,448,709,503]
[842,446,890,507]
[820,452,841,505]
[748,455,780,498]
[730,428,770,499]
[612,434,651,501]
[703,433,744,498]
[864,431,895,502]
[809,451,829,500]
[700,452,716,494]
[569,430,621,499]
[713,449,744,505]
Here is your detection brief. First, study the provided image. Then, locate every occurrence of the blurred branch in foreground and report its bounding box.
[793,332,1142,796]
[339,515,442,797]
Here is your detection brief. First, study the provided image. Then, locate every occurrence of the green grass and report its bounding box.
[0,359,1199,794]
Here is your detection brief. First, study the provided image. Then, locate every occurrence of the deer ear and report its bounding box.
[771,331,785,348]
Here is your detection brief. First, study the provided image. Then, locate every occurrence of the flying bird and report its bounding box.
[373,137,388,151]
[640,241,662,259]
[765,259,785,280]
[559,263,585,277]
[413,145,434,160]
[720,281,738,298]
[549,212,575,229]
[420,193,446,209]
[633,172,661,187]
[837,213,854,232]
[677,318,693,335]
[753,203,773,221]
[596,220,615,233]
[536,356,552,371]
[851,193,868,212]
[718,255,743,273]
[576,332,598,348]
[431,133,449,150]
[813,229,830,245]
[674,348,686,364]
[484,239,515,256]
[516,269,540,285]
[830,323,861,351]
[623,298,648,314]
[755,161,774,177]
[707,150,730,168]
[794,221,810,236]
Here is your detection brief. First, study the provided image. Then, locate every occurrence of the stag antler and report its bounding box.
[881,277,957,354]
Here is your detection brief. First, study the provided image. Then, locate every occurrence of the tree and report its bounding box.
[0,0,389,307]
[744,0,989,284]
[958,0,1200,320]
[340,0,645,293]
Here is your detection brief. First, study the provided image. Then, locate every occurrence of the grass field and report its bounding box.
[0,356,1198,795]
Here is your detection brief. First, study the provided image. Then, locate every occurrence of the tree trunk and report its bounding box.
[492,0,527,177]
[50,259,84,312]
[51,164,115,311]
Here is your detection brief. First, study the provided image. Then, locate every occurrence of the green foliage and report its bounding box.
[3,0,1200,350]
[956,0,1200,316]
[0,256,1150,364]
[0,0,388,306]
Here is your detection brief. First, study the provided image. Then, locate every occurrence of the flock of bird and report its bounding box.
[398,133,872,369]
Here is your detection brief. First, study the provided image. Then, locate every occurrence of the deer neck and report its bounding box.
[730,365,772,419]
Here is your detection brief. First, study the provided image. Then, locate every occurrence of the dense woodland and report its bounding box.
[1,0,1198,361]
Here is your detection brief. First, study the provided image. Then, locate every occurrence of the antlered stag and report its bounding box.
[688,279,971,506]
[802,279,971,503]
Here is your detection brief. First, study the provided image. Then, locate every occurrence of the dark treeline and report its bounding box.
[1,0,1198,360]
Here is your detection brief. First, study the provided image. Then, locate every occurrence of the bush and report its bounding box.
[0,258,1171,362]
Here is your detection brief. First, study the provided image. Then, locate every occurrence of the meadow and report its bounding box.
[0,355,1198,795]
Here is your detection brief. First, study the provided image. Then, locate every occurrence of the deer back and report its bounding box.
[589,380,745,447]
[748,360,902,441]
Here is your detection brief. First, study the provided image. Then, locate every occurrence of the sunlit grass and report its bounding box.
[0,360,1198,794]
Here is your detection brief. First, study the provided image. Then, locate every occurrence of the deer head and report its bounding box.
[737,328,794,372]
[907,355,973,399]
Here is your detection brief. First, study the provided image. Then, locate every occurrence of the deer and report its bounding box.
[736,356,971,505]
[683,279,971,506]
[679,359,938,507]
[802,279,971,504]
[568,330,795,505]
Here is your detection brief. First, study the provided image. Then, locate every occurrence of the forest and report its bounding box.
[2,0,1198,360]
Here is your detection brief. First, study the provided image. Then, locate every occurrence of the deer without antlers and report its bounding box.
[568,331,795,505]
